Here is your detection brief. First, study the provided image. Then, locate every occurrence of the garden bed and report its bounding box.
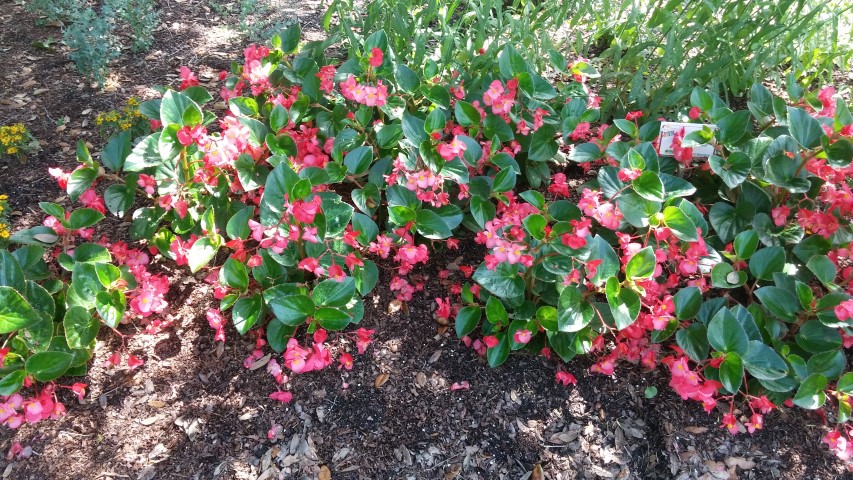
[0,1,851,479]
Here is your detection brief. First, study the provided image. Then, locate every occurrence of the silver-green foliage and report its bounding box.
[63,7,120,87]
[24,0,82,22]
[104,0,160,53]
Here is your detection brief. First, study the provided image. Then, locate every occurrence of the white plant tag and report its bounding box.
[658,122,716,158]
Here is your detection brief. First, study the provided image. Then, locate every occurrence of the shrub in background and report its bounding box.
[24,0,81,22]
[63,7,120,87]
[104,0,160,53]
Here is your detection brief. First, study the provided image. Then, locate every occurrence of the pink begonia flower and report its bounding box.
[555,371,577,386]
[513,329,532,344]
[269,391,293,403]
[369,47,383,67]
[339,353,353,370]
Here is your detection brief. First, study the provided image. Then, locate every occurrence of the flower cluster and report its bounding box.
[0,123,36,158]
[0,194,9,241]
[0,385,69,429]
[94,97,147,138]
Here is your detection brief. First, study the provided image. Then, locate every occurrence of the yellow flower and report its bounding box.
[6,147,18,155]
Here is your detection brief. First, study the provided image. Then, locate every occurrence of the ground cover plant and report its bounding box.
[3,1,853,477]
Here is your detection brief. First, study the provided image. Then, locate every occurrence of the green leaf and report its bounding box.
[733,230,759,259]
[455,306,481,338]
[587,236,620,286]
[716,110,751,144]
[719,352,744,394]
[424,107,447,133]
[0,250,25,292]
[483,115,514,142]
[26,351,73,382]
[838,372,853,394]
[473,262,525,300]
[268,294,315,326]
[66,208,105,230]
[709,152,751,189]
[711,263,747,288]
[748,247,786,281]
[486,332,510,367]
[0,370,26,396]
[394,63,420,93]
[95,290,125,328]
[353,259,379,295]
[707,308,749,354]
[160,90,199,127]
[279,23,301,53]
[673,287,701,320]
[793,373,827,409]
[625,246,656,279]
[486,296,508,325]
[454,100,481,127]
[557,286,594,332]
[709,202,754,244]
[232,294,264,334]
[663,206,699,242]
[226,207,254,240]
[101,131,131,172]
[787,107,825,149]
[266,319,295,353]
[220,258,249,291]
[807,350,846,380]
[631,171,664,202]
[64,306,99,348]
[528,125,558,161]
[470,196,496,229]
[796,321,842,353]
[344,146,373,175]
[0,286,41,333]
[492,168,516,193]
[416,209,452,239]
[315,306,352,330]
[614,119,638,138]
[104,183,135,218]
[522,214,546,240]
[312,277,356,308]
[187,236,220,273]
[676,322,710,362]
[754,286,801,322]
[568,142,601,162]
[269,104,288,132]
[261,163,300,226]
[605,277,640,330]
[793,235,831,263]
[235,154,269,192]
[67,167,97,202]
[807,255,837,284]
[743,340,788,380]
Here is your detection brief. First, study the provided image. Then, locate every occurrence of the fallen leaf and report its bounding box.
[684,426,708,434]
[374,373,390,388]
[725,456,756,470]
[548,431,579,444]
[531,464,544,480]
[415,372,426,387]
[148,399,165,409]
[318,465,331,480]
[387,299,402,313]
[249,353,272,370]
[21,80,37,88]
